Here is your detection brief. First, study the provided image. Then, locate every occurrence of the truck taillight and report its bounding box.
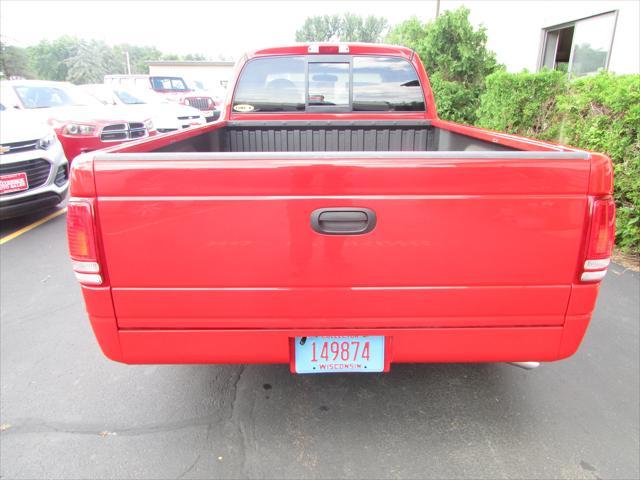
[67,200,102,285]
[581,197,616,282]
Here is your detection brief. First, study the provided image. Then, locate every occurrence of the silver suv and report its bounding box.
[0,106,69,219]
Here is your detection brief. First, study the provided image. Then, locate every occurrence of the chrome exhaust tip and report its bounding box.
[508,361,541,370]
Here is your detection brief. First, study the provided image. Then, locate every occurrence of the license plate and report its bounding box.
[0,172,29,195]
[203,110,214,117]
[294,336,385,374]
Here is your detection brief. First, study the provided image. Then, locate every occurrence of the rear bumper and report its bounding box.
[117,325,585,365]
[0,188,67,219]
[86,317,593,367]
[81,285,597,366]
[0,141,69,219]
[90,322,592,366]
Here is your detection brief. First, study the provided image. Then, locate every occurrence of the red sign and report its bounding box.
[0,172,29,195]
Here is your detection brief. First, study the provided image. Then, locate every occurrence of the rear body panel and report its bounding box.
[90,152,590,336]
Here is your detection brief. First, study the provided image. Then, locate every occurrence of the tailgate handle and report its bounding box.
[311,208,377,235]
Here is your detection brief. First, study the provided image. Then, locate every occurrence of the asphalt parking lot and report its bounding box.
[1,209,638,480]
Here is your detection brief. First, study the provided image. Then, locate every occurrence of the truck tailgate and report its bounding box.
[92,152,590,329]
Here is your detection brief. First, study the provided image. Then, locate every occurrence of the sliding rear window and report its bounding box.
[232,55,425,113]
[353,57,424,111]
[233,57,305,112]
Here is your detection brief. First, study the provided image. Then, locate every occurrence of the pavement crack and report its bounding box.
[1,415,220,437]
[225,365,262,478]
[229,366,249,476]
[228,365,246,422]
[176,453,201,479]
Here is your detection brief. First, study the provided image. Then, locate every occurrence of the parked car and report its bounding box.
[80,84,206,133]
[104,75,220,121]
[0,80,156,162]
[0,105,69,219]
[68,43,615,372]
[185,78,225,107]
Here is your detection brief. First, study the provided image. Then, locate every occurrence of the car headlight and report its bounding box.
[184,98,190,106]
[62,124,96,136]
[37,131,58,150]
[144,119,155,132]
[207,98,213,106]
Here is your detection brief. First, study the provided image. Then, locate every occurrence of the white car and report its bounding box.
[80,84,206,133]
[103,75,219,122]
[0,105,69,219]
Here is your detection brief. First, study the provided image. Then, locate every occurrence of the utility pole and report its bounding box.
[435,0,441,17]
[124,51,131,74]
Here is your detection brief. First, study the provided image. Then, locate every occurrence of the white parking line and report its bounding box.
[0,208,67,245]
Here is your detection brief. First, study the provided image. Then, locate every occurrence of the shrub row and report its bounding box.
[475,71,640,253]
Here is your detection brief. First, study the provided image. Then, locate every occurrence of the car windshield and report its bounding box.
[14,84,102,109]
[113,89,146,105]
[150,76,189,91]
[190,80,206,90]
[115,89,169,105]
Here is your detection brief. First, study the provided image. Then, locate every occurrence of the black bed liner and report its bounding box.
[153,120,517,154]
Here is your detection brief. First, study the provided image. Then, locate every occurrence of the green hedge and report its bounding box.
[475,70,567,137]
[476,71,640,253]
[430,72,485,124]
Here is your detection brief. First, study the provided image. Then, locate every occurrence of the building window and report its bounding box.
[539,10,618,77]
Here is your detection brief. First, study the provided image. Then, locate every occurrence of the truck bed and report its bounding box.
[151,120,516,153]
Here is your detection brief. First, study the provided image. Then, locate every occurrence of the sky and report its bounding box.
[0,0,443,59]
[1,0,638,73]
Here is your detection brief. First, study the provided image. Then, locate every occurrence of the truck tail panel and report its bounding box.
[90,152,591,330]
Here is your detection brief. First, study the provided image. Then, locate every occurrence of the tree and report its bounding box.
[112,44,163,74]
[26,36,78,81]
[295,15,342,42]
[360,15,390,43]
[0,41,33,79]
[386,17,427,54]
[17,36,211,82]
[340,13,389,42]
[295,14,388,43]
[419,7,499,85]
[183,53,207,61]
[386,8,501,123]
[64,40,114,84]
[161,53,180,61]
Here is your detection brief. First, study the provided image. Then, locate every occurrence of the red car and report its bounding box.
[68,43,614,373]
[1,80,156,162]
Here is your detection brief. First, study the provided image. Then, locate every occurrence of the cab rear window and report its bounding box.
[232,55,425,113]
[352,57,425,111]
[233,57,305,112]
[308,62,350,106]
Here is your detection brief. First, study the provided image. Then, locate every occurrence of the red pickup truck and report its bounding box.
[67,43,615,373]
